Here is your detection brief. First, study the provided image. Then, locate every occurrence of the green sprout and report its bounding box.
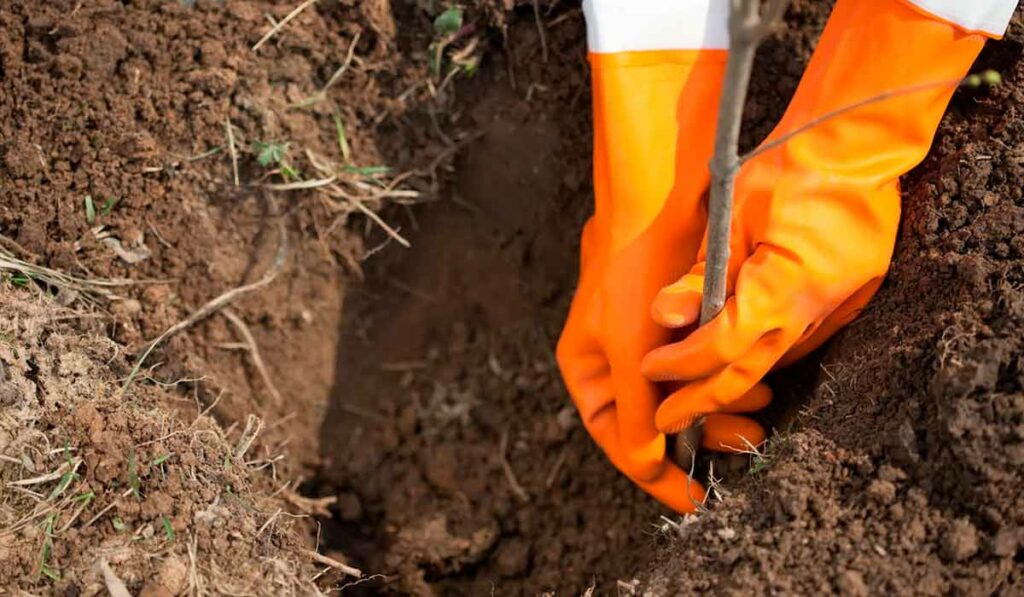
[253,141,289,167]
[162,516,175,541]
[84,195,96,224]
[433,7,463,36]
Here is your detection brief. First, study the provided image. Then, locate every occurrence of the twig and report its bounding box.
[702,0,790,324]
[322,31,362,92]
[256,508,282,536]
[235,415,264,460]
[532,0,548,63]
[545,449,567,489]
[98,560,132,597]
[304,549,362,578]
[252,0,319,51]
[282,489,336,517]
[222,308,283,405]
[225,118,240,187]
[741,76,970,164]
[120,207,288,396]
[499,427,530,502]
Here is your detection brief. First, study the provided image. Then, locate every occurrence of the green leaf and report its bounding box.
[100,197,118,217]
[74,491,96,505]
[48,470,77,500]
[151,454,170,466]
[162,516,175,541]
[280,163,301,182]
[254,141,289,166]
[9,274,30,287]
[112,517,127,531]
[84,195,96,224]
[40,564,59,581]
[433,7,463,36]
[343,165,390,176]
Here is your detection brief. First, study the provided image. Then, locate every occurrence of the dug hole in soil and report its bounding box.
[1,0,1023,595]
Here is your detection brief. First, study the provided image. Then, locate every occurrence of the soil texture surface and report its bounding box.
[2,0,1023,595]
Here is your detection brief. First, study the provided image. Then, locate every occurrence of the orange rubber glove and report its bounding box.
[641,0,995,435]
[557,1,767,513]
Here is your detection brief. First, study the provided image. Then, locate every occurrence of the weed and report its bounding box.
[7,272,31,287]
[434,7,463,36]
[253,141,289,167]
[100,197,118,217]
[112,517,127,531]
[333,114,351,162]
[37,513,59,581]
[151,454,171,467]
[74,490,96,506]
[84,195,96,224]
[162,515,175,541]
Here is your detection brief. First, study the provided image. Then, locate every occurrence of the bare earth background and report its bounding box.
[0,0,1022,594]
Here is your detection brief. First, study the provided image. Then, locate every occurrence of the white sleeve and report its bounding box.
[904,0,1017,37]
[582,0,730,53]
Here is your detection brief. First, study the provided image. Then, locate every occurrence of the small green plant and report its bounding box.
[428,6,479,76]
[100,197,118,217]
[112,517,127,531]
[7,273,31,287]
[162,516,175,541]
[37,513,59,581]
[254,140,289,167]
[74,490,96,506]
[333,114,351,163]
[151,454,171,467]
[84,195,97,224]
[434,6,463,36]
[253,140,300,181]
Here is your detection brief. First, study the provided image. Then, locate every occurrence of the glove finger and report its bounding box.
[655,329,795,433]
[701,414,766,453]
[649,265,704,328]
[556,312,616,428]
[585,405,707,514]
[642,294,764,382]
[609,361,668,482]
[642,245,803,382]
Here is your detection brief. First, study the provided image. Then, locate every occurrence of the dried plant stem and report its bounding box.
[120,209,288,396]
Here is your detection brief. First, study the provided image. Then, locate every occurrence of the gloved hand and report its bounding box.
[641,0,989,435]
[557,44,767,512]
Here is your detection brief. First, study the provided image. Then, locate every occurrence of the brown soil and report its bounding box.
[2,0,1023,594]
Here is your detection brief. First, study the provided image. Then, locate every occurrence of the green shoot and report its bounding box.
[112,517,127,531]
[151,454,171,467]
[48,470,77,500]
[280,163,301,182]
[84,196,96,224]
[334,114,351,162]
[344,165,390,176]
[162,516,175,541]
[100,197,118,217]
[253,141,289,167]
[74,490,96,506]
[38,513,59,581]
[434,7,463,36]
[8,273,30,287]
